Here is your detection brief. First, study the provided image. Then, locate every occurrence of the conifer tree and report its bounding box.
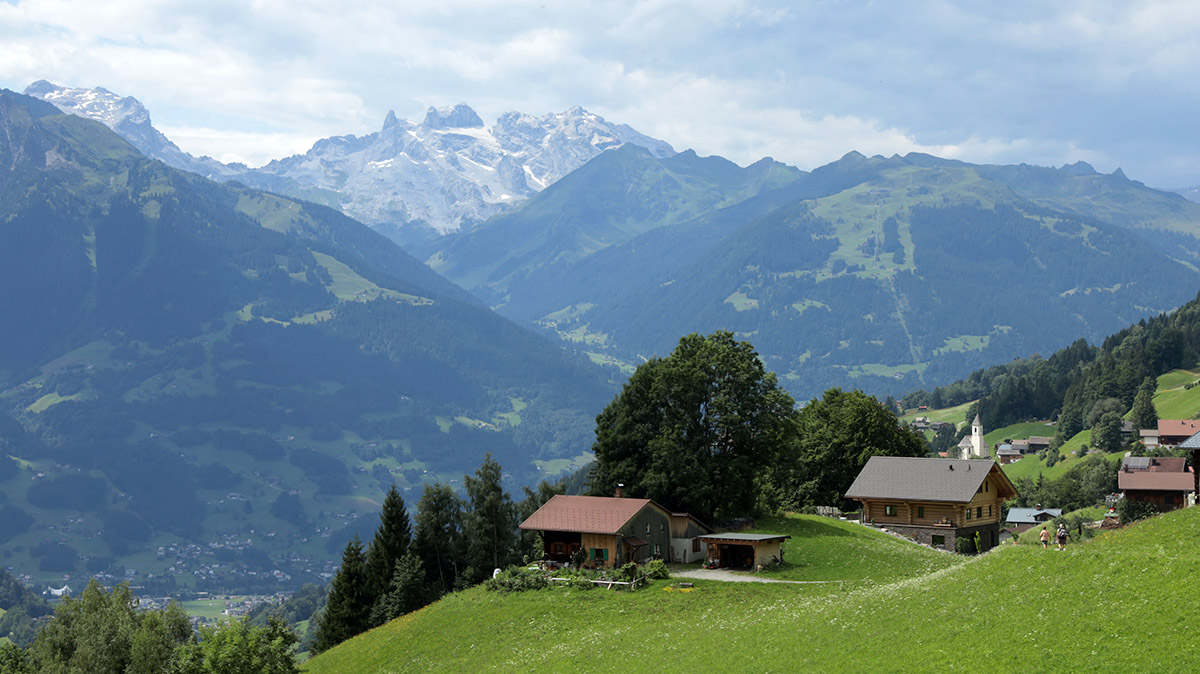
[369,553,429,626]
[1131,376,1158,431]
[312,535,369,654]
[365,485,412,606]
[463,453,517,582]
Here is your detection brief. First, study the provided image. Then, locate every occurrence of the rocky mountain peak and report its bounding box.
[422,103,484,129]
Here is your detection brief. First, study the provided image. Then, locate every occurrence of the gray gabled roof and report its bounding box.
[844,456,1018,503]
[1178,430,1200,449]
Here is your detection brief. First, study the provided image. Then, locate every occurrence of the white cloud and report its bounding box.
[2,0,1199,186]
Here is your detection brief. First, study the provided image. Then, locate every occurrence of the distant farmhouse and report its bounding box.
[1005,505,1062,534]
[1118,448,1197,512]
[518,488,713,568]
[846,457,1018,552]
[1138,419,1200,450]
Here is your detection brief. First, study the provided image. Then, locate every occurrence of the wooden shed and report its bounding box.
[698,533,790,569]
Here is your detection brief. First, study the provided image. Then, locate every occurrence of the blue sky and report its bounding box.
[2,0,1197,188]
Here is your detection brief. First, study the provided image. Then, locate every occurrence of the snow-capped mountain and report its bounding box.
[242,103,675,243]
[24,80,234,179]
[25,81,674,245]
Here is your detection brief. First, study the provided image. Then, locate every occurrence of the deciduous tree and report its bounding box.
[589,331,799,522]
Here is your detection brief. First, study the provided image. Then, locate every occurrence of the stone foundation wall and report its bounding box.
[883,523,1001,553]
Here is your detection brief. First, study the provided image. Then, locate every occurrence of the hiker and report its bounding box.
[1056,524,1069,551]
[1039,526,1050,549]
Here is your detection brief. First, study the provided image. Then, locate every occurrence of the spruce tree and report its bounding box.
[312,535,369,654]
[365,485,412,626]
[369,553,429,625]
[1131,376,1158,432]
[365,485,412,601]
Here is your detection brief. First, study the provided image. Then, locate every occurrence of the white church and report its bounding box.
[956,414,990,458]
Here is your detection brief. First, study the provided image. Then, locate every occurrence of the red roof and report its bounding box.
[1119,471,1196,492]
[1156,420,1200,438]
[518,495,660,534]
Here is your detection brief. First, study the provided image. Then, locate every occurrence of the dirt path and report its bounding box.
[672,568,846,584]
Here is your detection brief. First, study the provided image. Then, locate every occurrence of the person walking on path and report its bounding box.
[1056,523,1069,551]
[1039,526,1051,549]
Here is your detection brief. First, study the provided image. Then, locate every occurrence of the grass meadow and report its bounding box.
[302,506,1200,673]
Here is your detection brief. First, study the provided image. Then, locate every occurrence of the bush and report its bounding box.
[955,536,974,555]
[644,559,669,580]
[1117,498,1159,525]
[484,567,548,593]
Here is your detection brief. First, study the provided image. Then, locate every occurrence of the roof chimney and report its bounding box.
[615,483,625,498]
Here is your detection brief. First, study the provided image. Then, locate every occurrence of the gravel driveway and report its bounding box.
[672,568,845,584]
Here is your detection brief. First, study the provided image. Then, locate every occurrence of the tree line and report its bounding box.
[310,454,563,654]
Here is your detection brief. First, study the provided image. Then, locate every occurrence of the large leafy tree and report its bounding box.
[786,388,927,508]
[589,331,799,522]
[413,483,466,595]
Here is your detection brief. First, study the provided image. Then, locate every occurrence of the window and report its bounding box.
[988,505,992,517]
[976,506,982,518]
[653,543,661,555]
[645,522,650,534]
[932,535,945,546]
[966,508,972,521]
[985,480,989,493]
[884,505,898,516]
[590,548,608,561]
[917,506,925,518]
[692,538,701,553]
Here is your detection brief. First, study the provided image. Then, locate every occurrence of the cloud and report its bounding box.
[1,0,1198,187]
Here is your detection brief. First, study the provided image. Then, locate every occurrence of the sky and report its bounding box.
[2,0,1198,188]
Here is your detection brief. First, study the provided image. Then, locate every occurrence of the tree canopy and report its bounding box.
[782,388,927,509]
[589,331,800,522]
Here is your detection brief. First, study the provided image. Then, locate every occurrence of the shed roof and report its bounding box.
[1006,507,1062,523]
[1119,471,1195,492]
[518,495,664,535]
[698,533,791,542]
[845,457,1018,503]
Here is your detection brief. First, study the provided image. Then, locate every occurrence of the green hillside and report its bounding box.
[440,149,1200,400]
[0,89,613,593]
[305,507,1199,672]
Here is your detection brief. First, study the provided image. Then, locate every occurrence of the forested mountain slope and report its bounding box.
[435,150,1200,399]
[0,90,612,592]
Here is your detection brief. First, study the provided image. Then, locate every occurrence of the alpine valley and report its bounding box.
[0,90,612,593]
[8,79,1200,597]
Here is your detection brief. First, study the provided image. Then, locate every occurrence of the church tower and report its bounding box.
[970,414,989,458]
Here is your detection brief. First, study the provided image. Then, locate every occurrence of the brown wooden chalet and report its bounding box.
[519,493,711,568]
[1119,469,1195,512]
[845,457,1019,553]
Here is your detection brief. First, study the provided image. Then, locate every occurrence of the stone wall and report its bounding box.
[883,522,1001,553]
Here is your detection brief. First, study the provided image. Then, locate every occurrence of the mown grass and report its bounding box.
[304,506,1200,673]
[746,514,956,583]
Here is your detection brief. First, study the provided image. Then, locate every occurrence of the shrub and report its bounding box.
[644,559,669,580]
[484,567,548,593]
[1117,498,1159,525]
[955,536,974,554]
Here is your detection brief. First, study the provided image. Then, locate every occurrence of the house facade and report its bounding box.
[845,457,1019,552]
[520,494,706,568]
[669,513,714,563]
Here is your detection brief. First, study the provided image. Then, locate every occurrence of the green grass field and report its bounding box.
[304,507,1200,673]
[740,514,956,583]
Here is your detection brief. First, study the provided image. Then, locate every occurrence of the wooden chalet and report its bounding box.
[845,457,1019,553]
[519,493,711,568]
